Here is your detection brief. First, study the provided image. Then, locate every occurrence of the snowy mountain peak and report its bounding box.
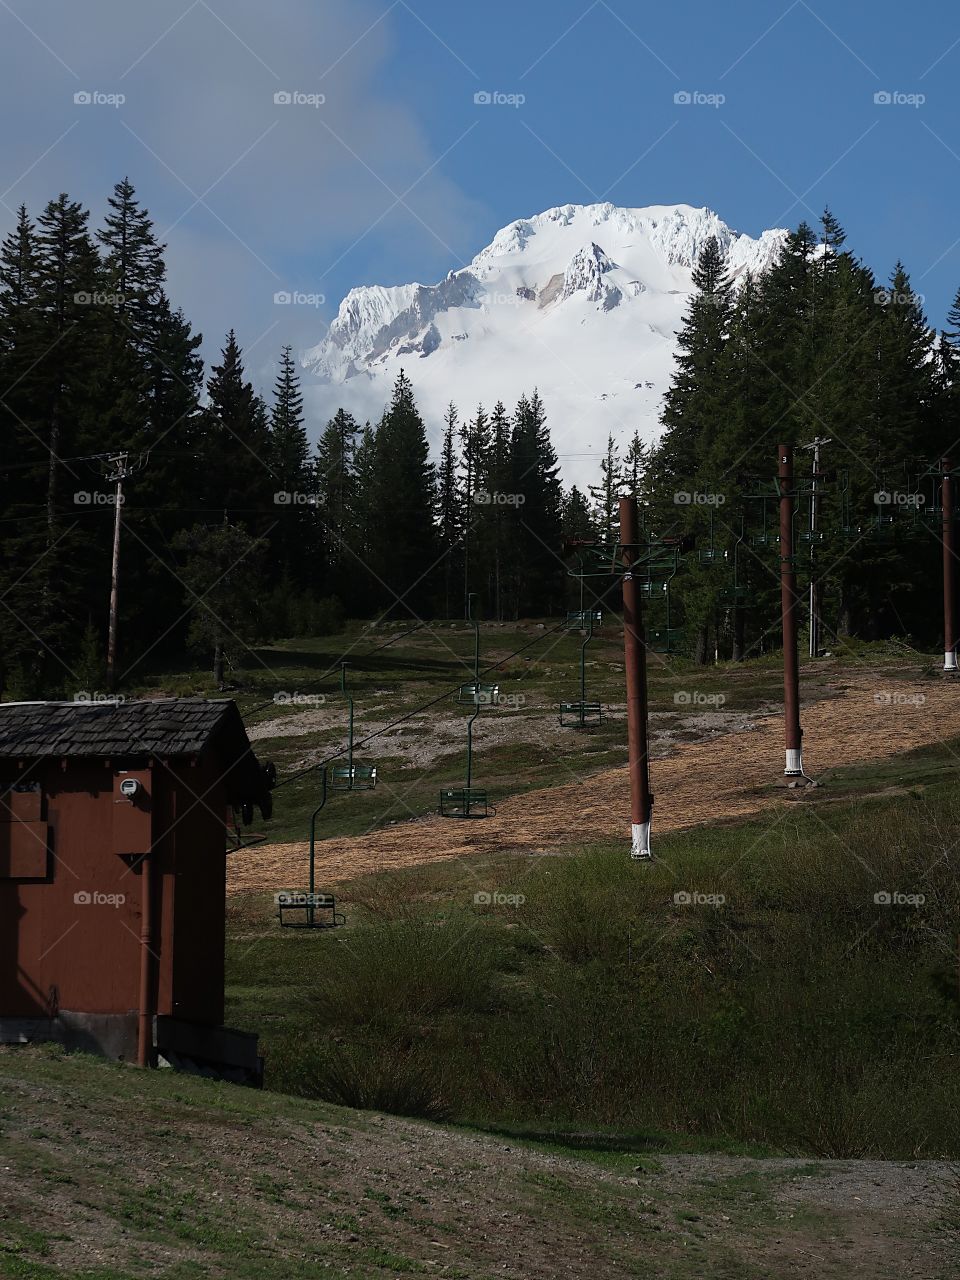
[302,202,788,484]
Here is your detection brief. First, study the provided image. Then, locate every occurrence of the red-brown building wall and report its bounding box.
[0,756,229,1028]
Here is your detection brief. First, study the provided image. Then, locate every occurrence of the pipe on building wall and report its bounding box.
[137,848,155,1067]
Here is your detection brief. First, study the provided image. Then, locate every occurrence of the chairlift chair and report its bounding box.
[330,662,379,792]
[441,595,498,819]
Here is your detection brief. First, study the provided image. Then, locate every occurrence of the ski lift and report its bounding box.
[565,609,603,630]
[278,767,347,930]
[558,596,602,729]
[330,663,378,791]
[698,509,728,564]
[438,787,491,818]
[457,681,500,705]
[719,521,753,607]
[648,627,686,654]
[441,595,498,819]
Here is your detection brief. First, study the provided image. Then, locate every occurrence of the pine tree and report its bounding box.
[197,330,273,534]
[268,345,312,589]
[436,403,463,618]
[622,431,648,499]
[508,390,563,616]
[460,405,489,615]
[315,407,360,604]
[657,235,733,511]
[655,235,734,661]
[480,400,512,619]
[367,371,438,616]
[96,178,165,354]
[589,433,623,542]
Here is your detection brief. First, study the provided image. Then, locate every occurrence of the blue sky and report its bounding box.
[1,0,959,390]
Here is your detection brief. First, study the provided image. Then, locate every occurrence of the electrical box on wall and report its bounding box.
[112,769,152,857]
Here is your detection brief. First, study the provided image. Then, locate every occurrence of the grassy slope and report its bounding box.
[224,738,960,1160]
[132,621,894,844]
[0,1047,957,1280]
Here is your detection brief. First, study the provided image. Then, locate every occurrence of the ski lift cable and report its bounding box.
[271,615,572,792]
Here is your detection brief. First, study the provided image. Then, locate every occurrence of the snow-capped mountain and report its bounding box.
[302,203,787,485]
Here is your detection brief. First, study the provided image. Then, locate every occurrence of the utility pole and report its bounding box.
[779,445,803,777]
[619,493,653,859]
[104,451,146,693]
[801,436,830,658]
[943,458,957,673]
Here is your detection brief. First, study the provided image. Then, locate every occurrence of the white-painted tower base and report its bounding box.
[944,650,958,672]
[784,749,802,776]
[631,821,652,861]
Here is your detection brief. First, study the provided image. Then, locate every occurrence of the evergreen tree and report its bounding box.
[367,371,437,616]
[197,330,273,534]
[460,405,489,615]
[436,403,463,618]
[479,400,512,619]
[589,433,623,542]
[268,345,312,588]
[315,407,360,603]
[508,390,563,616]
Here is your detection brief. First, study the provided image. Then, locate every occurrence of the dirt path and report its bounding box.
[228,669,959,894]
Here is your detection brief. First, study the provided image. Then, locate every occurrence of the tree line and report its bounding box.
[639,211,960,663]
[2,184,956,693]
[0,180,605,695]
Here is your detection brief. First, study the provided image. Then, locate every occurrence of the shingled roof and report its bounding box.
[0,698,245,759]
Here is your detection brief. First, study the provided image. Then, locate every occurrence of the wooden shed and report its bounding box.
[0,698,273,1082]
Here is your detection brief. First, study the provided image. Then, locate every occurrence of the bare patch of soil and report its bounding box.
[228,670,960,894]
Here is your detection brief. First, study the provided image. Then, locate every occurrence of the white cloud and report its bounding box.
[0,0,483,421]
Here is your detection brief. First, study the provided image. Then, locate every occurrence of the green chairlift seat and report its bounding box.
[565,609,602,629]
[719,584,751,606]
[330,763,377,791]
[331,663,380,792]
[439,787,491,818]
[649,627,685,655]
[559,700,602,728]
[457,681,500,706]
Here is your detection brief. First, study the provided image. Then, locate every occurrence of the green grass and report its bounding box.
[225,739,960,1159]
